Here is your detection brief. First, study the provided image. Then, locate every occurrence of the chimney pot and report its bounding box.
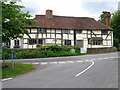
[45,10,53,18]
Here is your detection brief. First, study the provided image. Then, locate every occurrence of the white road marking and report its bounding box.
[2,78,13,82]
[49,62,58,64]
[67,61,74,63]
[41,62,48,65]
[85,60,90,62]
[91,59,95,61]
[76,61,83,63]
[58,61,66,64]
[32,63,39,65]
[24,63,31,64]
[110,57,115,59]
[97,58,103,60]
[75,60,95,77]
[104,57,109,59]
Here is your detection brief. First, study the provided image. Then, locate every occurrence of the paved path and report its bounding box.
[2,52,119,88]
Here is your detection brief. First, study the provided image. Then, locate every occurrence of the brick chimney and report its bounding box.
[104,12,111,27]
[45,10,53,18]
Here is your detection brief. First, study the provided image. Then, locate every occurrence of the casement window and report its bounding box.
[65,40,71,46]
[29,39,45,45]
[14,40,19,46]
[38,28,47,33]
[38,39,45,44]
[63,30,70,34]
[92,40,103,45]
[76,30,82,34]
[29,39,37,45]
[88,38,91,44]
[5,40,11,46]
[101,30,108,35]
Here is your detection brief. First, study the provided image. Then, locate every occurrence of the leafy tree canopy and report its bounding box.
[98,11,110,25]
[2,1,37,43]
[98,10,120,47]
[110,10,120,43]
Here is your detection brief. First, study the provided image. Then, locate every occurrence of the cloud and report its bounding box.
[16,0,118,20]
[119,1,120,10]
[82,2,118,14]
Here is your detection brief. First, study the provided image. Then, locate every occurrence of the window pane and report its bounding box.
[29,39,37,45]
[92,40,103,45]
[65,40,71,46]
[102,30,108,34]
[17,40,19,45]
[38,28,46,33]
[38,39,42,44]
[29,40,32,45]
[88,38,91,44]
[77,30,82,34]
[63,30,70,34]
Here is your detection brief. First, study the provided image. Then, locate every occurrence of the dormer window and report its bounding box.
[101,30,108,35]
[38,28,46,33]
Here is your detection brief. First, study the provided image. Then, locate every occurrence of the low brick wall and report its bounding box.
[87,47,117,54]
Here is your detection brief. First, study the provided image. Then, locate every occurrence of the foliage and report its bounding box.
[3,45,82,59]
[117,46,120,51]
[98,10,120,48]
[111,10,120,46]
[2,62,35,79]
[73,45,81,54]
[2,1,37,42]
[98,11,110,25]
[113,38,119,48]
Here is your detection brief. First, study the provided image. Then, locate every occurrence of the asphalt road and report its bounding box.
[2,52,119,88]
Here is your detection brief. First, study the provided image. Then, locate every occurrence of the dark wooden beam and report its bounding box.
[55,29,56,44]
[61,30,63,46]
[74,30,76,45]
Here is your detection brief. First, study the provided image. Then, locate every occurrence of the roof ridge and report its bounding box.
[53,15,93,19]
[35,14,93,19]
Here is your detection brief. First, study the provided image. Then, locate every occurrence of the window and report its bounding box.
[63,30,70,34]
[29,39,37,45]
[38,28,46,33]
[88,38,91,44]
[65,40,71,46]
[101,30,108,35]
[76,30,82,34]
[92,40,103,45]
[38,39,45,44]
[14,40,19,46]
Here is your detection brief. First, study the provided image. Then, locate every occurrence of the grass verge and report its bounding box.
[2,63,35,79]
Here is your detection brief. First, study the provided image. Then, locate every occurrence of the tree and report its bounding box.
[98,11,110,25]
[98,10,120,48]
[2,1,37,43]
[110,10,120,46]
[2,1,37,67]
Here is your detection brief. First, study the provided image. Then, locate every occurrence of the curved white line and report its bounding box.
[75,60,95,77]
[2,78,13,82]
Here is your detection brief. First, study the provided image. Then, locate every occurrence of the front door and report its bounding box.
[76,40,83,47]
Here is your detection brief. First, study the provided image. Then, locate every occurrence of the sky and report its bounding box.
[16,0,119,20]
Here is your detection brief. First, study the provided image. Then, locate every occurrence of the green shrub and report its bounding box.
[114,38,119,48]
[117,46,120,51]
[73,45,81,54]
[2,45,82,59]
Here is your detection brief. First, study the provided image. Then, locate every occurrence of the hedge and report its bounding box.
[3,45,82,59]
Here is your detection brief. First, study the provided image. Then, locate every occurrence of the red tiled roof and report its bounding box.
[25,15,113,30]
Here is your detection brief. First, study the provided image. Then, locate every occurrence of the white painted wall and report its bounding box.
[9,29,113,49]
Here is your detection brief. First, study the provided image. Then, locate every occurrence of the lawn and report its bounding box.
[2,63,35,79]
